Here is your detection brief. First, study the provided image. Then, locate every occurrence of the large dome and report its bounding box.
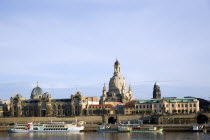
[31,85,43,99]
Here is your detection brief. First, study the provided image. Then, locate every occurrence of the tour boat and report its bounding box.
[97,125,163,133]
[118,126,132,132]
[7,121,84,133]
[97,125,118,133]
[131,126,163,132]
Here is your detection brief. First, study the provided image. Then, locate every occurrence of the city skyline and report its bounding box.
[1,0,210,100]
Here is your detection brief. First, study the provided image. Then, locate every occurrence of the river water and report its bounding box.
[0,132,209,140]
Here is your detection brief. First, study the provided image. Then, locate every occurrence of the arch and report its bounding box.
[197,114,208,124]
[108,117,117,124]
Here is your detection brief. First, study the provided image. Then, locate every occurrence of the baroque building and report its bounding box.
[135,97,200,114]
[100,60,133,104]
[10,83,99,117]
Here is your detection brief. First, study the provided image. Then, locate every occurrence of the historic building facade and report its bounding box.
[100,60,133,104]
[135,97,200,114]
[135,83,199,114]
[87,104,116,116]
[10,84,99,117]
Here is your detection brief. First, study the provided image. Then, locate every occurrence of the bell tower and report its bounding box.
[153,82,161,99]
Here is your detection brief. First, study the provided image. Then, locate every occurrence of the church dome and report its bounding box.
[31,83,43,99]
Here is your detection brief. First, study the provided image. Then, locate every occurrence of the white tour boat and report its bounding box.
[7,121,84,133]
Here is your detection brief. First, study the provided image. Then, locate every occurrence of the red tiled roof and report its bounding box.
[124,101,135,107]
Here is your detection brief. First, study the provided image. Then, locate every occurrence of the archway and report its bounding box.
[108,117,117,124]
[197,114,208,124]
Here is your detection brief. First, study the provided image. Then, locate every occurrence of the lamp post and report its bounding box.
[173,117,174,125]
[167,118,169,125]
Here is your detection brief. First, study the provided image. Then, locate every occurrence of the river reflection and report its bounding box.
[0,132,210,140]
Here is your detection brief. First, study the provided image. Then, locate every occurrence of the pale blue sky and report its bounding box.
[0,0,210,100]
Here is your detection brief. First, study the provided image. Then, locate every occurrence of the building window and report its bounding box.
[143,105,145,108]
[182,104,184,107]
[185,104,187,107]
[140,105,142,108]
[172,104,174,107]
[147,105,149,108]
[159,104,161,108]
[154,105,156,108]
[194,104,196,107]
[178,104,180,107]
[190,104,192,107]
[150,105,152,108]
[166,104,168,108]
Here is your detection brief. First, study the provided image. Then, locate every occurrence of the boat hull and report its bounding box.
[7,126,84,133]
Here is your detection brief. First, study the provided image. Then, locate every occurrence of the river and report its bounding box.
[0,132,209,140]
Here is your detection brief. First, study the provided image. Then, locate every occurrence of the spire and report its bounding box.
[114,59,121,75]
[114,59,120,66]
[36,81,39,87]
[103,83,106,91]
[129,84,132,91]
[155,81,159,86]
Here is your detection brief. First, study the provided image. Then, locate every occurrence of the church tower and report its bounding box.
[100,59,132,104]
[153,82,161,99]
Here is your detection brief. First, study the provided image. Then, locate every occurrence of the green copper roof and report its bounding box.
[164,98,198,103]
[135,99,162,104]
[135,98,198,104]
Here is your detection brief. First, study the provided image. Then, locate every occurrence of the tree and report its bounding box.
[185,109,188,113]
[147,110,152,114]
[178,110,181,113]
[173,110,177,113]
[181,109,185,113]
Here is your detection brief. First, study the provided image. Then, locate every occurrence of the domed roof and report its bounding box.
[31,82,43,99]
[31,86,43,96]
[14,94,22,99]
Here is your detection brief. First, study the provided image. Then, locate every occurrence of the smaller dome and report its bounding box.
[14,94,22,99]
[42,92,52,99]
[31,85,43,99]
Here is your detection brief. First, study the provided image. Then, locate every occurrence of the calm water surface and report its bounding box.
[0,132,210,140]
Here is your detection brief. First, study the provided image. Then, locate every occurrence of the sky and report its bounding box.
[0,0,210,101]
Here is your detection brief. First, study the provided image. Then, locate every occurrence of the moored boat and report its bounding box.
[132,126,163,132]
[7,121,84,133]
[97,125,163,133]
[97,125,118,133]
[118,126,132,132]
